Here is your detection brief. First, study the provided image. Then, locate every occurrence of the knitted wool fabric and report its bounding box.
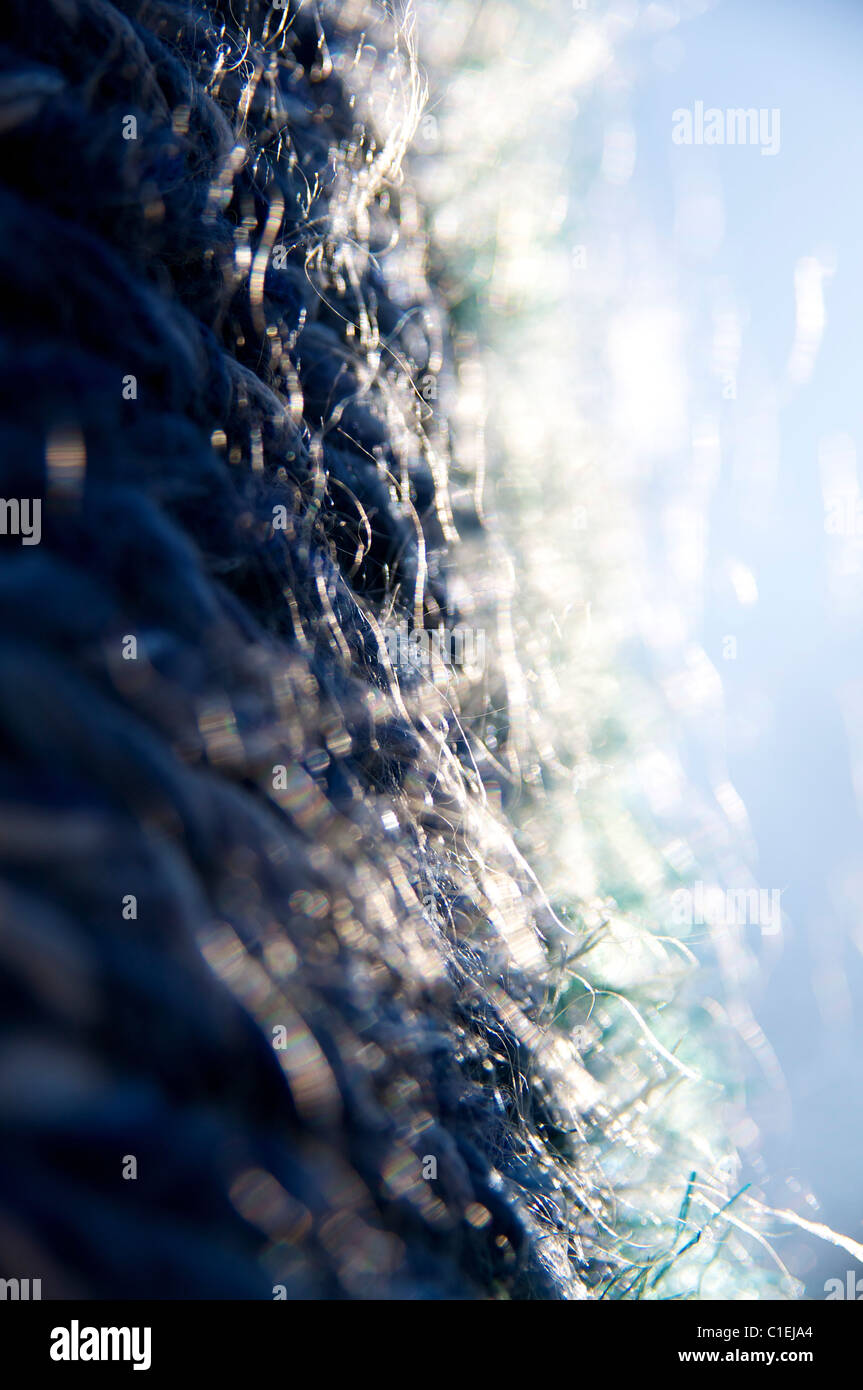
[0,0,772,1299]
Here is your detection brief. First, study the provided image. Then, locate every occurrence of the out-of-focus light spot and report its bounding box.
[465,1202,492,1229]
[663,837,697,875]
[229,1168,313,1245]
[663,645,722,713]
[728,559,758,606]
[787,254,834,386]
[714,779,749,830]
[46,424,86,504]
[637,747,685,816]
[607,305,686,454]
[288,890,330,920]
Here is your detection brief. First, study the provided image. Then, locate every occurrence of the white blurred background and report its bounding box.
[574,0,863,1295]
